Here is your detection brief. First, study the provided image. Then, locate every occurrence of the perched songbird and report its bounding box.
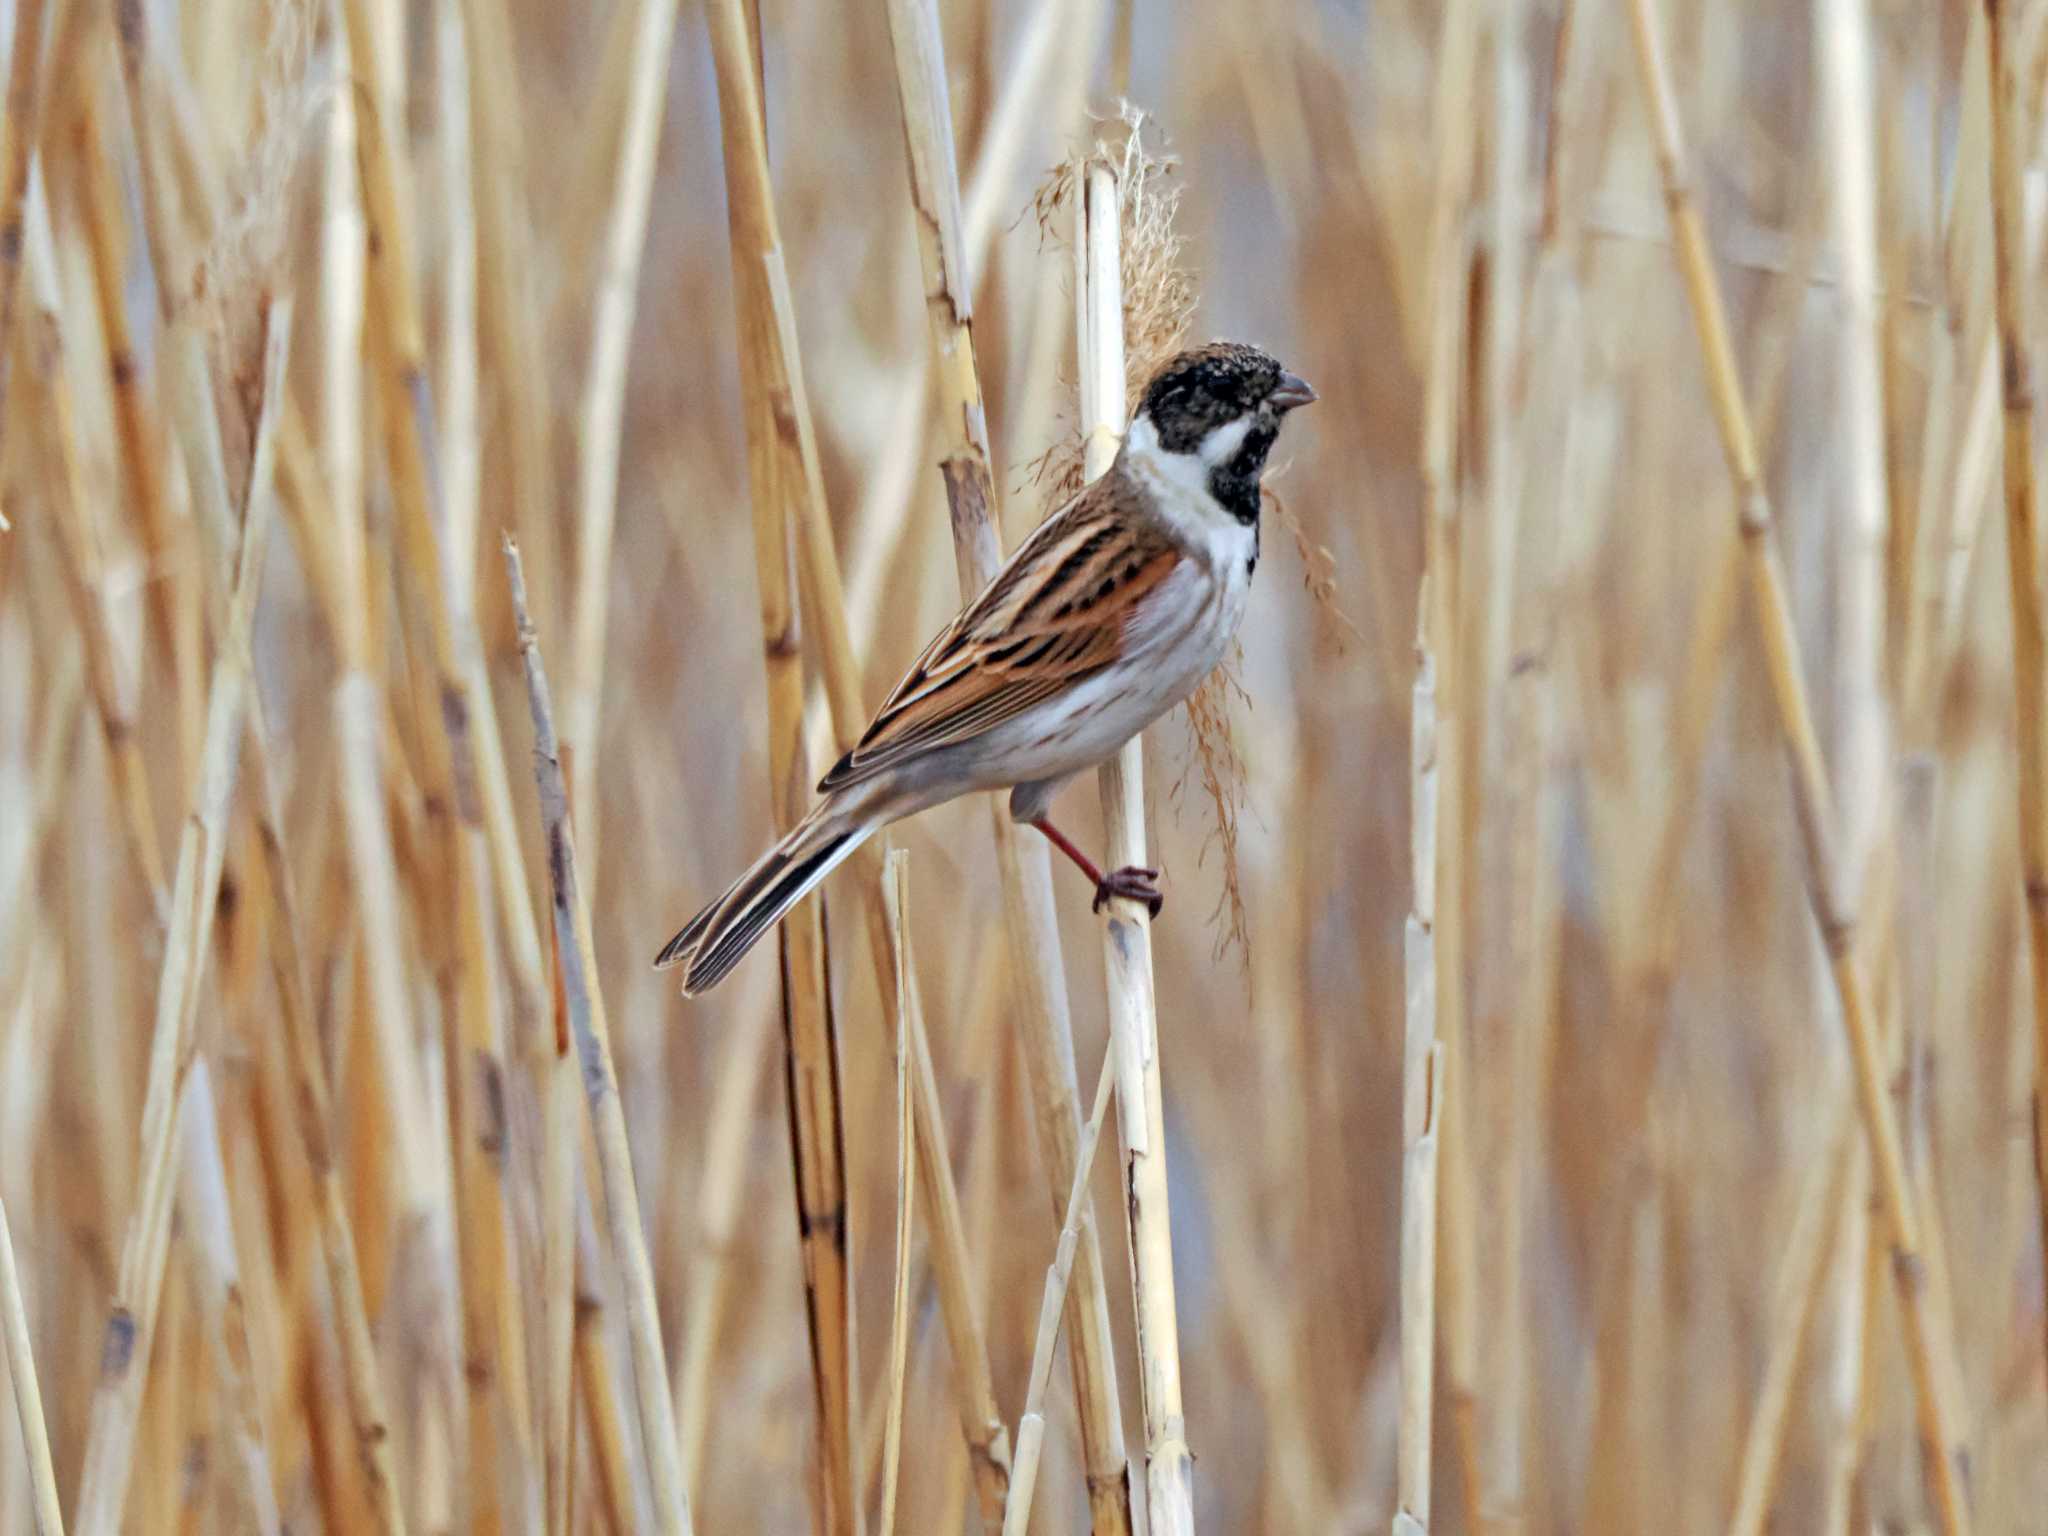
[657,341,1317,994]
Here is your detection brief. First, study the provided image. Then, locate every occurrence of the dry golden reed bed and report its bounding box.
[0,0,2045,1532]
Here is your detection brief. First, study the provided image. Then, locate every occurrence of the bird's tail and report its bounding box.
[655,804,873,995]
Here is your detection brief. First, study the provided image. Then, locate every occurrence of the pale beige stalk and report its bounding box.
[1076,154,1193,1534]
[0,1194,63,1536]
[1417,0,1484,1513]
[1395,583,1444,1536]
[877,853,920,1536]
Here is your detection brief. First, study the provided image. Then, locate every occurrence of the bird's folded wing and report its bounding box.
[819,501,1180,792]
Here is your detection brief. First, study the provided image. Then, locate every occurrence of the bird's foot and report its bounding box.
[1093,865,1163,918]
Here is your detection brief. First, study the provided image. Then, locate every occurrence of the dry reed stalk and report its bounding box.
[900,951,1013,1527]
[878,5,1134,1527]
[701,5,860,1529]
[21,183,169,915]
[319,13,366,663]
[336,3,541,1523]
[565,0,682,885]
[1620,2,1972,1529]
[1416,0,1484,1516]
[1815,0,1889,906]
[70,294,289,1536]
[576,1205,643,1536]
[1074,154,1194,1534]
[877,854,920,1536]
[434,0,483,617]
[429,19,549,1502]
[542,908,579,1536]
[0,1194,63,1536]
[671,986,774,1501]
[155,305,300,1536]
[313,0,447,1350]
[1394,583,1444,1536]
[722,16,1019,1516]
[503,537,695,1536]
[246,704,408,1535]
[882,936,1012,1525]
[174,1061,284,1536]
[459,0,559,641]
[1475,1,1556,1509]
[72,74,201,792]
[1982,0,2048,1381]
[0,0,50,516]
[1003,1051,1117,1536]
[1726,1088,1854,1536]
[839,0,1096,650]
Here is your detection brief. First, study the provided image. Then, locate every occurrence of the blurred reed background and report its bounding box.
[0,0,2045,1532]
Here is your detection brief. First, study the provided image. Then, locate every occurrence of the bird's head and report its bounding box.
[1128,342,1316,524]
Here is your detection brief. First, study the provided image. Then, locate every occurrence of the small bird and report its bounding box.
[657,341,1316,994]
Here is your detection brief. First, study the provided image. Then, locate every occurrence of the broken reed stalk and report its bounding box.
[1003,1052,1118,1536]
[1982,0,2048,1380]
[1620,3,1972,1530]
[566,0,683,879]
[0,1194,64,1536]
[70,295,291,1536]
[505,536,694,1536]
[878,854,920,1536]
[0,0,50,516]
[1076,155,1194,1535]
[878,4,1134,1528]
[1394,584,1444,1536]
[700,4,860,1530]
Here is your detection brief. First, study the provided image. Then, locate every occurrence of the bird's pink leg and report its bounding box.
[1029,818,1163,918]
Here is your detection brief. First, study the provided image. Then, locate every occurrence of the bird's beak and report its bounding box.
[1270,371,1318,411]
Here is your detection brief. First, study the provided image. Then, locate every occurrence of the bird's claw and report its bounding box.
[1093,865,1163,919]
